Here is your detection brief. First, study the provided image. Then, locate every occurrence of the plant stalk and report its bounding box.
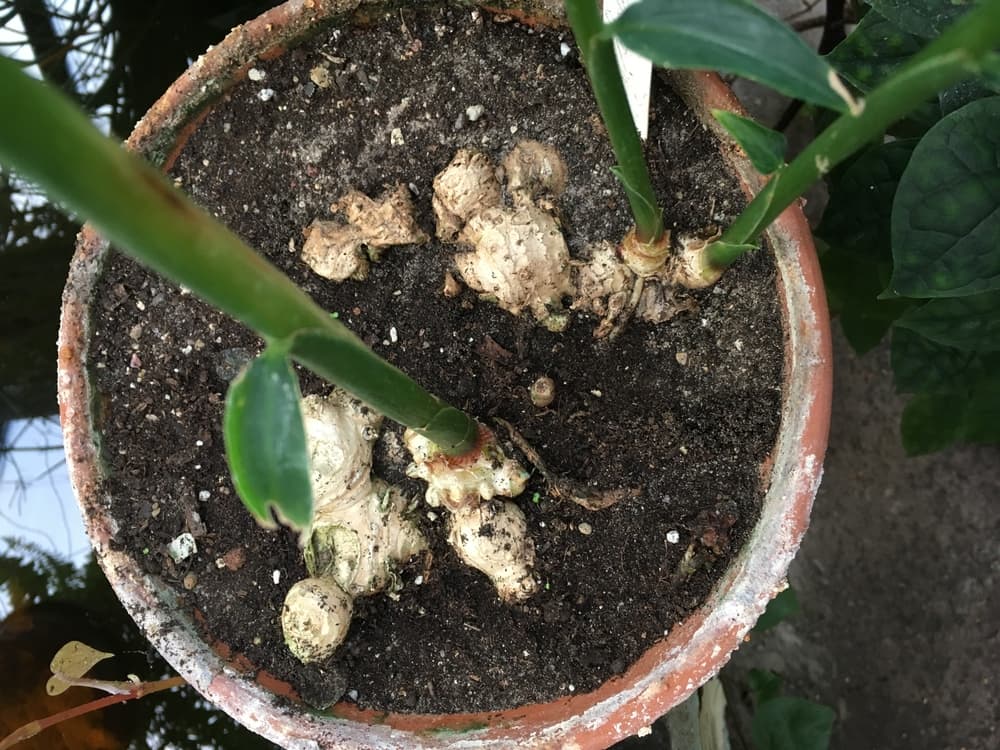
[0,56,478,455]
[0,676,185,750]
[718,0,1000,253]
[565,0,663,243]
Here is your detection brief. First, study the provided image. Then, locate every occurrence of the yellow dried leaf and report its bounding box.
[46,641,114,695]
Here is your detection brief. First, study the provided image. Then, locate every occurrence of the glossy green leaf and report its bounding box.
[606,0,847,112]
[895,290,1000,351]
[712,110,786,174]
[828,9,926,92]
[900,383,1000,454]
[753,587,800,632]
[223,348,312,531]
[818,140,917,262]
[751,697,835,750]
[890,327,1000,393]
[821,249,912,354]
[939,78,998,114]
[825,9,940,132]
[748,669,784,705]
[889,97,1000,297]
[866,0,977,39]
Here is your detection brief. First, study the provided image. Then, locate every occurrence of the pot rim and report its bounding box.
[57,2,832,747]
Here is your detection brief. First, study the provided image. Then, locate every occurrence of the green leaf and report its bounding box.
[828,9,926,93]
[895,290,1000,351]
[816,146,915,350]
[609,164,663,234]
[901,392,966,453]
[901,383,1000,454]
[607,0,847,112]
[707,240,757,268]
[748,669,784,705]
[223,347,313,530]
[825,10,941,132]
[751,697,835,750]
[736,175,780,242]
[866,0,977,39]
[712,110,786,174]
[821,249,912,354]
[890,327,997,393]
[939,78,998,115]
[889,97,1000,297]
[818,140,917,262]
[754,587,800,633]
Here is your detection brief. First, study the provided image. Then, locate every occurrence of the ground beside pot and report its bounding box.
[59,0,830,747]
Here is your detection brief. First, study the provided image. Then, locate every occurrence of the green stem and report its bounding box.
[565,0,663,243]
[0,56,477,455]
[719,0,1000,253]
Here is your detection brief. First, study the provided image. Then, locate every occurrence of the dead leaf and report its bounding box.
[46,641,114,696]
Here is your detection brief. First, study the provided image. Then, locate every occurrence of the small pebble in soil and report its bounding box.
[198,490,211,501]
[168,533,197,563]
[218,547,246,571]
[390,127,405,145]
[529,376,555,407]
[578,522,593,536]
[466,104,485,122]
[248,67,266,81]
[676,351,689,365]
[559,42,571,58]
[666,530,680,544]
[257,88,275,102]
[183,573,197,590]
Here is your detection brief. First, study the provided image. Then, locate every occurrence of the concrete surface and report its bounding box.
[725,329,1000,750]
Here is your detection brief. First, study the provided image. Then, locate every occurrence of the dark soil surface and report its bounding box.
[89,3,784,715]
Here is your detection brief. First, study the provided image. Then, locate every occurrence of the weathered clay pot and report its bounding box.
[58,0,832,747]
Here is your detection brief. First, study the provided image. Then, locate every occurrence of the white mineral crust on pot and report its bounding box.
[449,501,538,602]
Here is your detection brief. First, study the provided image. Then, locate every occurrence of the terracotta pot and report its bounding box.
[58,1,832,747]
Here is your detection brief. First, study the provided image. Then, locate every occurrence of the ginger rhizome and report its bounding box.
[284,139,719,663]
